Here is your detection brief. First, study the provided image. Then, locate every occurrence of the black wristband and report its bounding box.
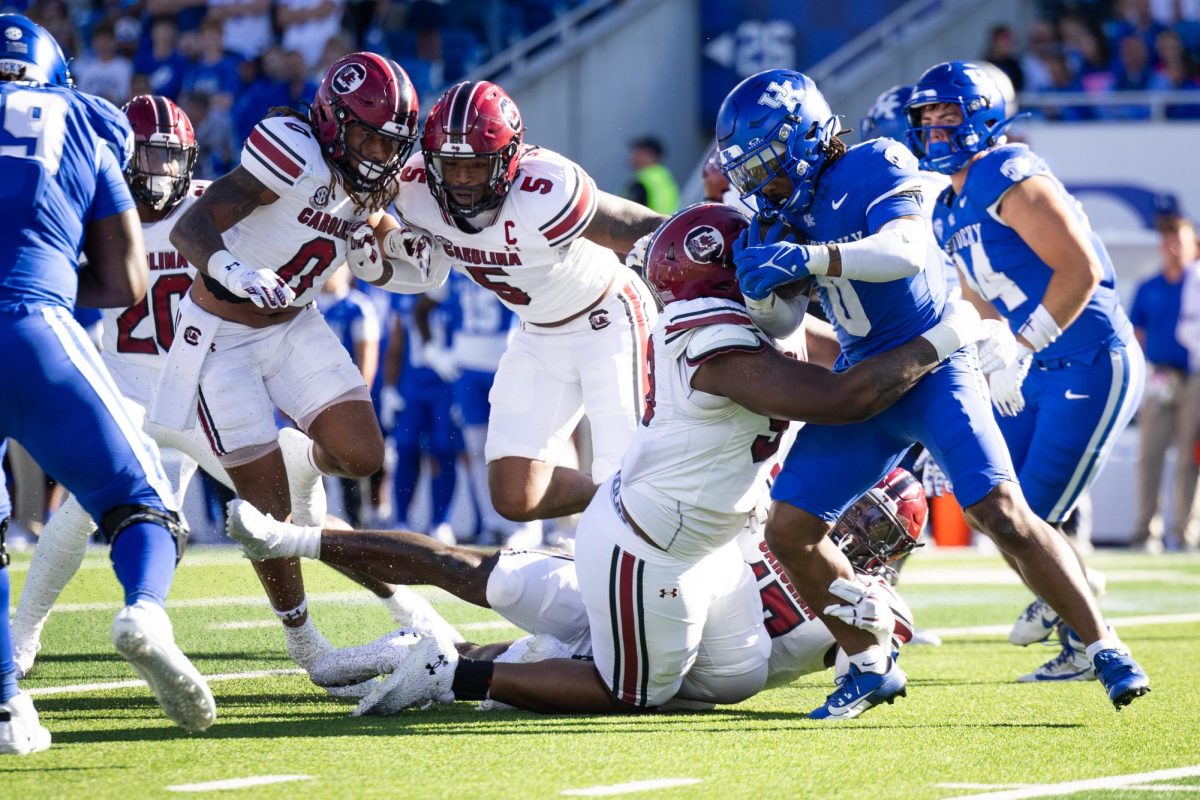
[450,658,495,701]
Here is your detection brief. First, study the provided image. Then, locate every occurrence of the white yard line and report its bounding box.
[930,611,1200,639]
[560,778,703,796]
[938,764,1200,799]
[166,775,312,793]
[28,669,304,697]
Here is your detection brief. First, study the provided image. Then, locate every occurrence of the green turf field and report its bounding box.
[5,547,1200,799]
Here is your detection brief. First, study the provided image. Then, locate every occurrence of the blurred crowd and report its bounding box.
[986,0,1200,119]
[6,0,595,177]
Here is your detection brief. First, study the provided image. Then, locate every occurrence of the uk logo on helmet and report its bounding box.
[684,225,724,263]
[758,80,805,112]
[331,62,367,95]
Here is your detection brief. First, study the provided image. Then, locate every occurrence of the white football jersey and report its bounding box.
[394,146,627,325]
[102,179,211,378]
[618,297,791,560]
[230,115,375,306]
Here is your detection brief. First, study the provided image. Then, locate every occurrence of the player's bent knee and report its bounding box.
[99,504,189,563]
[678,661,769,706]
[965,483,1042,551]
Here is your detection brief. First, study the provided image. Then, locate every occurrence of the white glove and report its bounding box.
[379,385,404,431]
[309,627,424,688]
[918,299,986,361]
[822,577,896,645]
[381,223,434,280]
[209,249,294,309]
[422,342,460,383]
[976,319,1020,374]
[912,449,953,498]
[989,349,1032,417]
[625,232,653,272]
[346,221,386,283]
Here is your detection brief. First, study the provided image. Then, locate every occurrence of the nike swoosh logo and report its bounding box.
[1064,390,1089,400]
[832,193,849,210]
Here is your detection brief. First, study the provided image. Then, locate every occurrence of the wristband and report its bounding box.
[208,249,242,291]
[1016,304,1062,352]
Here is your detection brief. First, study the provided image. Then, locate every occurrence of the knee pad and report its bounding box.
[99,504,190,563]
[0,516,9,568]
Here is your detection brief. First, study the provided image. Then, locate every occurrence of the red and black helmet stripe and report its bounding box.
[151,95,172,136]
[445,80,482,136]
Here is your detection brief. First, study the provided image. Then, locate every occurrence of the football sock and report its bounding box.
[848,646,888,675]
[12,496,94,647]
[450,657,493,701]
[0,567,19,703]
[1085,637,1125,661]
[110,521,176,607]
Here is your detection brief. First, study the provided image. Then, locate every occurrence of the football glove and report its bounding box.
[346,221,385,283]
[823,577,896,645]
[209,250,294,309]
[624,232,653,273]
[733,216,828,301]
[976,318,1021,374]
[989,348,1033,417]
[381,222,434,280]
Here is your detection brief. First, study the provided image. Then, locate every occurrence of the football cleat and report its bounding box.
[12,635,41,679]
[807,659,907,721]
[0,692,52,756]
[226,499,320,560]
[111,603,216,732]
[1017,626,1094,682]
[352,632,458,717]
[1009,596,1061,646]
[279,427,327,528]
[382,586,464,645]
[1093,648,1151,709]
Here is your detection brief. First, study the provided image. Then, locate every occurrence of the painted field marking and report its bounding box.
[166,775,312,793]
[930,611,1200,639]
[938,764,1200,799]
[460,620,516,631]
[208,620,277,630]
[561,778,702,796]
[28,669,304,697]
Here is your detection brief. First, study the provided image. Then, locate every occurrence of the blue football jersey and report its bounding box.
[932,143,1131,361]
[318,287,380,360]
[782,138,944,366]
[0,82,135,312]
[390,291,452,373]
[74,91,134,169]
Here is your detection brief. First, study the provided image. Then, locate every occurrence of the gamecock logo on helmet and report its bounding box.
[499,96,521,131]
[331,63,367,95]
[684,225,724,263]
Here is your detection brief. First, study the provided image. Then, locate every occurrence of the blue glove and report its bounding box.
[733,225,820,301]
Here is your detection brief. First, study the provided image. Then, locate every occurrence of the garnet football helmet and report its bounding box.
[310,52,420,194]
[122,95,197,211]
[644,202,749,306]
[421,80,524,218]
[830,468,927,575]
[0,13,71,86]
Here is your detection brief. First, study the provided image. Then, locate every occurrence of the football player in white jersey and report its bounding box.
[348,80,665,530]
[9,95,341,677]
[284,202,987,715]
[154,53,427,676]
[224,467,924,699]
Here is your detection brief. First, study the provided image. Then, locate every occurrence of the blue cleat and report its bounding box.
[1093,649,1150,710]
[807,660,907,721]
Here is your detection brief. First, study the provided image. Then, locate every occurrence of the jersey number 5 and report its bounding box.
[463,265,532,306]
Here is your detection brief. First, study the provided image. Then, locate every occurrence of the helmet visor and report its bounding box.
[720,139,788,196]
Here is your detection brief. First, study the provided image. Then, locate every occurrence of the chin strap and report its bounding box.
[985,111,1032,147]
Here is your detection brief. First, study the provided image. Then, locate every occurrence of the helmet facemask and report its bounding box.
[333,116,415,194]
[128,137,196,211]
[719,115,837,218]
[830,488,923,576]
[425,141,519,218]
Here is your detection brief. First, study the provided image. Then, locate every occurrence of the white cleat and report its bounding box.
[279,427,327,527]
[283,619,375,700]
[226,499,319,560]
[0,692,51,755]
[477,634,573,711]
[1009,597,1061,646]
[352,632,458,717]
[111,603,216,732]
[382,586,464,644]
[1018,626,1095,683]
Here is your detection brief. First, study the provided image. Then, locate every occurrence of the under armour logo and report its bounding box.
[659,587,679,598]
[425,654,449,675]
[758,80,805,113]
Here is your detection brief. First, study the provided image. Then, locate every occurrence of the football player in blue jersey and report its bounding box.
[718,68,1148,718]
[906,61,1148,685]
[0,16,215,734]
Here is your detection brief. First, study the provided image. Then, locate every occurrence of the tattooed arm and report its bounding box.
[582,190,666,254]
[170,167,278,275]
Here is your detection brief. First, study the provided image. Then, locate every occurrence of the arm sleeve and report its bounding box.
[86,143,137,223]
[377,250,453,295]
[744,290,810,338]
[833,216,927,282]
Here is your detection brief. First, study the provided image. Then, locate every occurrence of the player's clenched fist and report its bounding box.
[208,249,294,309]
[346,221,385,283]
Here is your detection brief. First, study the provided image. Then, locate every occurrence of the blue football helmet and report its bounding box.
[859,84,914,144]
[715,69,837,218]
[904,60,1016,175]
[0,14,72,86]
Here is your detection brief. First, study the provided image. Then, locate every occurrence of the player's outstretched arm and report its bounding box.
[693,300,985,424]
[78,208,148,308]
[170,166,278,276]
[583,191,666,254]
